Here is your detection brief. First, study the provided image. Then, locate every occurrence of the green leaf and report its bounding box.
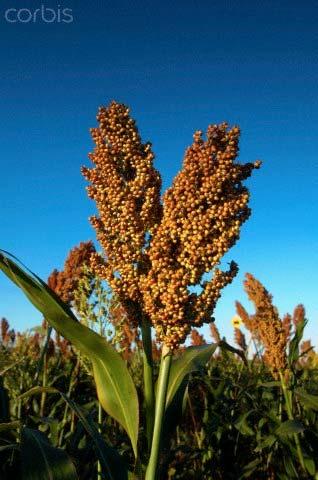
[0,250,139,457]
[288,319,307,366]
[19,386,129,479]
[240,458,262,478]
[304,457,316,476]
[19,386,59,400]
[218,340,248,365]
[0,421,20,432]
[21,428,78,480]
[0,444,19,452]
[254,434,276,451]
[234,411,255,436]
[257,381,281,388]
[276,420,304,436]
[296,390,318,411]
[283,454,298,478]
[59,393,128,480]
[165,344,217,409]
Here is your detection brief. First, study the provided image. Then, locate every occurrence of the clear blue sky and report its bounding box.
[0,0,317,346]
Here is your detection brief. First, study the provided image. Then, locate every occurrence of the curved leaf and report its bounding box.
[166,344,217,408]
[288,319,307,366]
[60,392,128,480]
[0,250,139,457]
[21,428,78,480]
[234,410,255,436]
[218,340,248,365]
[19,386,128,480]
[276,420,304,436]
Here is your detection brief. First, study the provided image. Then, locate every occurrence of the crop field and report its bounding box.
[0,102,317,480]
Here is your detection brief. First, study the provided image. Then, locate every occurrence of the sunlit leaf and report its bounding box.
[0,250,139,457]
[288,320,307,366]
[166,344,217,408]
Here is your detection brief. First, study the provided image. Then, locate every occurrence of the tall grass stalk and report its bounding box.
[141,319,155,452]
[279,371,306,472]
[145,345,172,480]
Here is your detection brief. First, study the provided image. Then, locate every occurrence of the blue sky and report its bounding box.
[0,0,317,346]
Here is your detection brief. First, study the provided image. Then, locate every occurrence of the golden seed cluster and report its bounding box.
[47,241,95,305]
[282,313,292,344]
[243,273,287,377]
[209,322,221,343]
[292,304,305,328]
[190,328,206,346]
[234,327,247,351]
[141,124,260,348]
[81,101,162,327]
[235,300,260,341]
[109,300,141,360]
[82,102,260,348]
[300,339,314,364]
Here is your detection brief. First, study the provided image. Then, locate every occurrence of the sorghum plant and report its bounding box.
[238,273,312,474]
[0,101,260,479]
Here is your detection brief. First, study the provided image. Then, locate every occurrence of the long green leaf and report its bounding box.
[59,392,128,480]
[166,344,217,408]
[21,427,78,480]
[19,386,58,400]
[0,250,139,457]
[19,386,128,480]
[288,319,307,366]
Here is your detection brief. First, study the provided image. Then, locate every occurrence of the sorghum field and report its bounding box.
[1,102,317,480]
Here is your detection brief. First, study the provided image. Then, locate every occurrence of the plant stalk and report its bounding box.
[97,401,103,479]
[40,355,48,417]
[141,319,155,451]
[279,371,306,472]
[145,344,172,480]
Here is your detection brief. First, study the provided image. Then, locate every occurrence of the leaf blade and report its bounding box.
[166,344,217,408]
[21,428,78,480]
[0,250,139,457]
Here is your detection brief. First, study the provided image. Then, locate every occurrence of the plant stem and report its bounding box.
[97,401,103,479]
[145,345,172,480]
[40,355,47,417]
[97,316,103,479]
[279,371,306,472]
[141,319,155,452]
[58,357,80,446]
[39,324,52,417]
